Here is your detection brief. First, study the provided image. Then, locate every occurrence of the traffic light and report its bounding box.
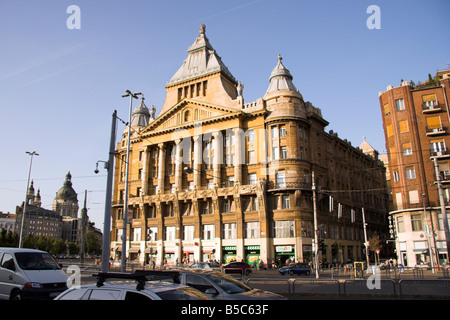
[319,239,325,251]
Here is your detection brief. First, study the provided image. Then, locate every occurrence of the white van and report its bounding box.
[0,247,68,300]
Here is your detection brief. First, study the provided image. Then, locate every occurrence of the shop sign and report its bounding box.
[276,245,293,253]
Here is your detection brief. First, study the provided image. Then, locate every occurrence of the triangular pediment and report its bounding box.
[140,99,242,135]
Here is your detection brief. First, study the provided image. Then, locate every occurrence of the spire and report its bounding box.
[266,54,298,94]
[168,24,235,85]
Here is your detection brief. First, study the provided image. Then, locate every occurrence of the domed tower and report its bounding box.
[263,55,313,187]
[53,171,79,218]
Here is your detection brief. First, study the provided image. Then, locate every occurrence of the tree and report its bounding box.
[368,235,383,265]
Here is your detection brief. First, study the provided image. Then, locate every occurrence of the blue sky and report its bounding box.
[0,0,449,230]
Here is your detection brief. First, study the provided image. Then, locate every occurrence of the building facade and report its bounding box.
[379,70,450,267]
[111,25,389,266]
[15,181,63,239]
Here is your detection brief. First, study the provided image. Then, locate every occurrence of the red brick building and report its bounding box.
[379,69,450,267]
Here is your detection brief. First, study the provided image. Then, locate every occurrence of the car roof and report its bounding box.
[77,280,190,293]
[0,247,47,254]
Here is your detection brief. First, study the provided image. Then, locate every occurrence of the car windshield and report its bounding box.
[15,252,61,270]
[207,273,250,294]
[156,287,211,300]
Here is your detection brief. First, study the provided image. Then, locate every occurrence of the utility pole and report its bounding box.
[362,208,370,268]
[312,170,319,279]
[80,190,87,264]
[100,110,117,273]
[433,157,450,263]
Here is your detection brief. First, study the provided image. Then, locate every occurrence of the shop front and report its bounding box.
[245,245,260,266]
[222,246,237,264]
[275,245,295,266]
[164,247,176,265]
[182,245,195,264]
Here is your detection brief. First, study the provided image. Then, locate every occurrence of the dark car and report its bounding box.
[279,263,311,276]
[222,262,252,275]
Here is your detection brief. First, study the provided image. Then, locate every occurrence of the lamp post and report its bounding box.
[19,151,39,248]
[121,90,142,272]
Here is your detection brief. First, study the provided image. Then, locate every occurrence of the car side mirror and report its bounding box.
[205,288,218,296]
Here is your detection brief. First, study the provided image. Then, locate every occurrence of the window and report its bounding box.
[223,223,236,239]
[280,147,288,159]
[183,225,195,241]
[411,214,423,231]
[399,120,409,133]
[282,195,290,209]
[245,222,260,239]
[430,139,446,155]
[393,171,400,182]
[276,171,286,188]
[248,173,257,185]
[133,228,141,242]
[387,125,393,137]
[147,227,158,241]
[437,213,450,231]
[279,126,287,137]
[402,142,412,156]
[202,224,215,240]
[395,193,403,210]
[426,116,442,131]
[396,216,405,233]
[272,147,279,160]
[395,98,405,111]
[409,190,419,204]
[248,150,256,164]
[247,129,255,142]
[406,168,416,180]
[165,226,176,241]
[384,103,391,115]
[422,94,437,108]
[273,221,294,238]
[271,126,278,139]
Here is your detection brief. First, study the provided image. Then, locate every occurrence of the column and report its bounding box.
[142,146,150,195]
[213,131,222,186]
[234,127,243,185]
[157,143,165,193]
[193,135,202,187]
[174,139,182,190]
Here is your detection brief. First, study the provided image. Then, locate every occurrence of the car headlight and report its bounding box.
[24,282,43,288]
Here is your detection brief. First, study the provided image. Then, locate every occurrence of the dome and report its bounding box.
[266,54,299,94]
[55,171,78,202]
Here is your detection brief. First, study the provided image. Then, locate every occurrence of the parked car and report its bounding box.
[222,262,252,275]
[136,269,286,300]
[279,263,311,276]
[189,262,221,270]
[0,247,68,300]
[55,272,210,300]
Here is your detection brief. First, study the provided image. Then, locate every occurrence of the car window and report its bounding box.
[186,275,215,293]
[125,291,154,301]
[57,288,89,300]
[15,252,60,270]
[156,287,210,300]
[1,253,15,271]
[208,274,249,294]
[88,289,122,300]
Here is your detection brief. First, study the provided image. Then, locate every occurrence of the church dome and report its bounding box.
[55,171,78,202]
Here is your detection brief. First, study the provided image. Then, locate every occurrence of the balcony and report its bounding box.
[430,148,450,159]
[267,181,312,191]
[422,104,441,113]
[426,126,446,136]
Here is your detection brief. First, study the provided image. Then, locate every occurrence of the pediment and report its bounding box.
[140,99,241,135]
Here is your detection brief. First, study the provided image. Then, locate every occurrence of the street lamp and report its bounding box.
[121,90,142,272]
[19,151,39,248]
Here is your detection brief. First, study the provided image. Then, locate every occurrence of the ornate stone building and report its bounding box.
[111,25,388,266]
